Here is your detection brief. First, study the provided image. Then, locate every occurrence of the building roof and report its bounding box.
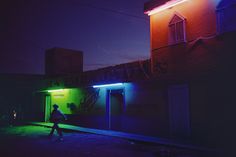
[82,60,151,86]
[44,59,151,88]
[144,0,169,13]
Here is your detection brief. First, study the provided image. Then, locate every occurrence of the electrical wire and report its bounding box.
[69,0,149,21]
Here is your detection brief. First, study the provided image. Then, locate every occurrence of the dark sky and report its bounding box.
[1,0,150,74]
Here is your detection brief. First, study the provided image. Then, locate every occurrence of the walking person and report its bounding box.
[49,104,66,141]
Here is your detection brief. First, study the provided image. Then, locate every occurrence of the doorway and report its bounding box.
[106,89,125,130]
[168,84,191,138]
[44,95,51,122]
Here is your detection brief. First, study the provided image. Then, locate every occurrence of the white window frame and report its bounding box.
[168,12,186,45]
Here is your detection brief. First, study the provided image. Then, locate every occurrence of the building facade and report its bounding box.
[35,0,236,153]
[144,0,236,150]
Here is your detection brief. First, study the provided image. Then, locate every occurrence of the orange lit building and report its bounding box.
[144,0,236,152]
[144,0,236,77]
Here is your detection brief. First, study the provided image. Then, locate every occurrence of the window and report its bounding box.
[169,13,186,44]
[217,3,236,34]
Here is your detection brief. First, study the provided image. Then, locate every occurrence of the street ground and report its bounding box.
[0,125,219,157]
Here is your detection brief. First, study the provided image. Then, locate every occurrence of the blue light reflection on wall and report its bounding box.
[93,83,135,107]
[93,82,136,129]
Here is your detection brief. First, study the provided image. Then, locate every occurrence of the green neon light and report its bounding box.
[47,89,64,93]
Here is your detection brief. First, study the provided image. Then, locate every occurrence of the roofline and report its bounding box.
[144,0,188,16]
[144,0,168,13]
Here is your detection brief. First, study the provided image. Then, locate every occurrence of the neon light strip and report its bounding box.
[145,0,188,16]
[93,83,123,88]
[47,89,64,92]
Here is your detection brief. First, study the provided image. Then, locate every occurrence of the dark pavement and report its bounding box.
[0,125,220,157]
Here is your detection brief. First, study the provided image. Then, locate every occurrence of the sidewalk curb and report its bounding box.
[29,122,218,153]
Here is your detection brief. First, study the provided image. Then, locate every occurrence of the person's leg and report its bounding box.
[49,123,56,137]
[55,123,63,137]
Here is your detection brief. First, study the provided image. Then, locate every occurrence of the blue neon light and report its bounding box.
[93,83,123,88]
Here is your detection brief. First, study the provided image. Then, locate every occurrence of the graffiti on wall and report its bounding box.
[80,88,100,112]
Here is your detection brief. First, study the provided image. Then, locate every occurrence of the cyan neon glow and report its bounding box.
[47,89,64,93]
[145,0,188,16]
[93,83,123,88]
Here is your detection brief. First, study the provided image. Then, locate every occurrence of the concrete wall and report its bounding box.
[89,82,170,136]
[41,81,170,137]
[189,75,236,149]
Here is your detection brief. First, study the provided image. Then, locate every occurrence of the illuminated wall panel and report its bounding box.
[149,0,220,50]
[48,88,84,114]
[92,81,169,135]
[94,83,136,109]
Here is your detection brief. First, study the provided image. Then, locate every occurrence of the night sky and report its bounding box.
[1,0,150,74]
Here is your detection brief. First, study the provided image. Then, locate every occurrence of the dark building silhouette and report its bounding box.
[45,47,83,76]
